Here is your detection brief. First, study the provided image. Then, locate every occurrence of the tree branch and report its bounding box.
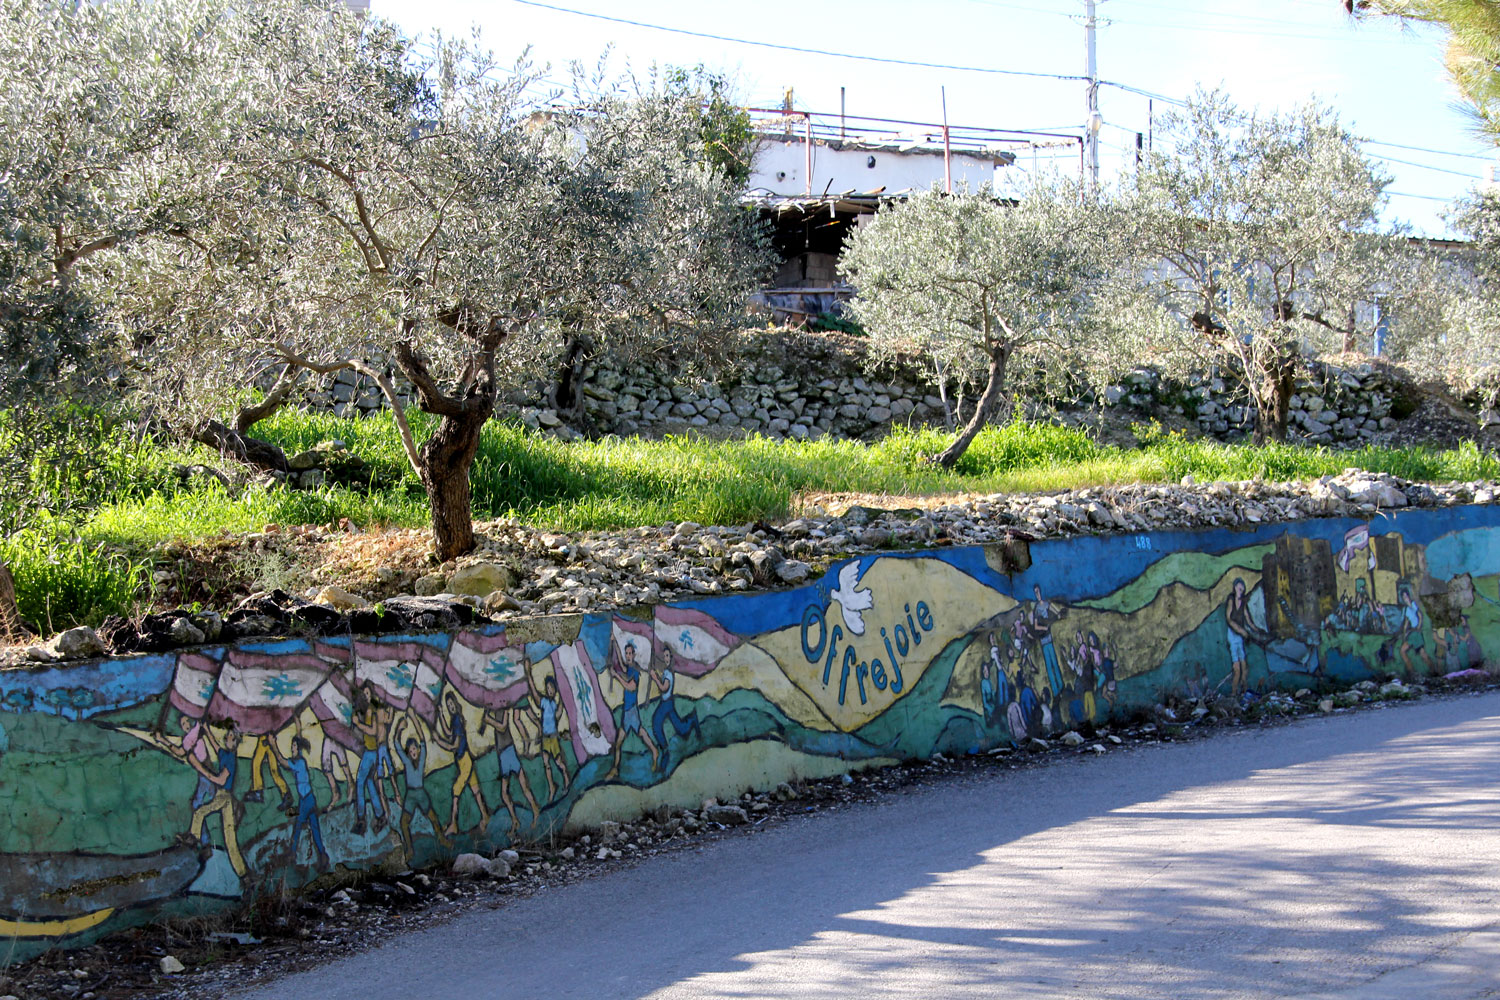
[394,338,468,418]
[56,233,122,273]
[274,342,355,376]
[303,156,394,272]
[352,361,424,478]
[234,364,299,433]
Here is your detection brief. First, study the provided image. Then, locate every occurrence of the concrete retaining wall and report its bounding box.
[3,505,1499,956]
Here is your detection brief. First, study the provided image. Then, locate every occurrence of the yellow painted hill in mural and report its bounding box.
[747,557,1016,731]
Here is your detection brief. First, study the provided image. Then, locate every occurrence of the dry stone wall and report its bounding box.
[268,330,1454,448]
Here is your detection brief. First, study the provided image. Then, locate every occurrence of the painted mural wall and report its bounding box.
[2,505,1499,956]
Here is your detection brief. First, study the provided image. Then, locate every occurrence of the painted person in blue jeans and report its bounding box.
[649,649,701,770]
[1225,578,1251,697]
[394,716,450,861]
[1031,585,1064,705]
[607,641,661,777]
[351,687,387,836]
[273,734,329,870]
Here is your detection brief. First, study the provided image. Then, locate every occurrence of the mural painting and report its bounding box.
[0,505,1497,957]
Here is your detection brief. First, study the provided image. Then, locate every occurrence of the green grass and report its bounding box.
[2,517,150,634]
[7,408,1500,632]
[87,412,1500,538]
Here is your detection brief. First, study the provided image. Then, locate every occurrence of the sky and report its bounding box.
[372,0,1495,236]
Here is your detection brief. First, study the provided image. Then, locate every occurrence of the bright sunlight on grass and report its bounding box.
[10,410,1500,632]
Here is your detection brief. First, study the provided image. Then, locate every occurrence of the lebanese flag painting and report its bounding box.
[445,629,530,710]
[170,650,223,719]
[209,646,331,735]
[310,672,362,751]
[610,615,656,671]
[351,638,445,712]
[551,641,614,763]
[653,606,741,677]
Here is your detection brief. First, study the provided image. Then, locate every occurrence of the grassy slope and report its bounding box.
[5,409,1500,633]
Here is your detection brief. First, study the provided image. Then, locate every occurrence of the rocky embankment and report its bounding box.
[11,469,1497,664]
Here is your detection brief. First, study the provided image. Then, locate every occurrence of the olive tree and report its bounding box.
[1384,193,1500,400]
[1121,92,1393,443]
[840,180,1120,468]
[125,6,769,560]
[0,0,259,634]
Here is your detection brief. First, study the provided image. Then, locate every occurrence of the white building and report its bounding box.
[748,134,1013,201]
[744,109,1059,320]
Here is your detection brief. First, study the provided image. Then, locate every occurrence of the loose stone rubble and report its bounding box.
[9,468,1498,661]
[371,468,1496,622]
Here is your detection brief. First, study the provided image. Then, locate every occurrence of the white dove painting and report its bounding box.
[829,561,875,635]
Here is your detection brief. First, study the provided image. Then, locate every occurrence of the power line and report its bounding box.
[506,0,1088,82]
[507,0,1496,187]
[1101,81,1186,105]
[1370,153,1484,180]
[1111,0,1350,29]
[961,0,1078,18]
[1099,86,1491,171]
[1105,15,1415,44]
[1389,190,1456,202]
[1365,139,1494,162]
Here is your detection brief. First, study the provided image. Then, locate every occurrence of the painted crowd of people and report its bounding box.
[163,641,708,880]
[977,587,1118,741]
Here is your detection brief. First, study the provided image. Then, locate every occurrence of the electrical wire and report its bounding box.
[506,0,1088,82]
[1101,81,1187,106]
[1104,15,1415,44]
[505,0,1494,196]
[1110,0,1352,29]
[1388,190,1457,202]
[1370,153,1483,180]
[1365,139,1494,162]
[961,0,1079,18]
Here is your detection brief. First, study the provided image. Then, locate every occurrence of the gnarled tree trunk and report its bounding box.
[934,346,1009,470]
[549,330,592,421]
[189,365,299,472]
[1252,359,1298,445]
[392,336,499,563]
[190,420,289,473]
[419,409,489,561]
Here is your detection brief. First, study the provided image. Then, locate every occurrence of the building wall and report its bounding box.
[749,140,1006,197]
[2,505,1498,956]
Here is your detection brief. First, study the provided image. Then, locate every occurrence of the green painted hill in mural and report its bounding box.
[1077,545,1272,614]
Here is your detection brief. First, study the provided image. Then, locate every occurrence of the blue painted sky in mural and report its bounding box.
[678,505,1500,639]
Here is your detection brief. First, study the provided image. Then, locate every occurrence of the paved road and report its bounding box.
[234,693,1500,1000]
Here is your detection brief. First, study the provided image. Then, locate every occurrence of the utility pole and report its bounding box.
[1083,0,1101,191]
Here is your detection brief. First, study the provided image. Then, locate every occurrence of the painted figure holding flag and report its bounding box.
[181,720,248,877]
[534,675,571,801]
[649,648,701,771]
[271,733,330,871]
[606,639,661,778]
[435,692,492,836]
[350,686,388,836]
[482,702,540,836]
[394,715,451,861]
